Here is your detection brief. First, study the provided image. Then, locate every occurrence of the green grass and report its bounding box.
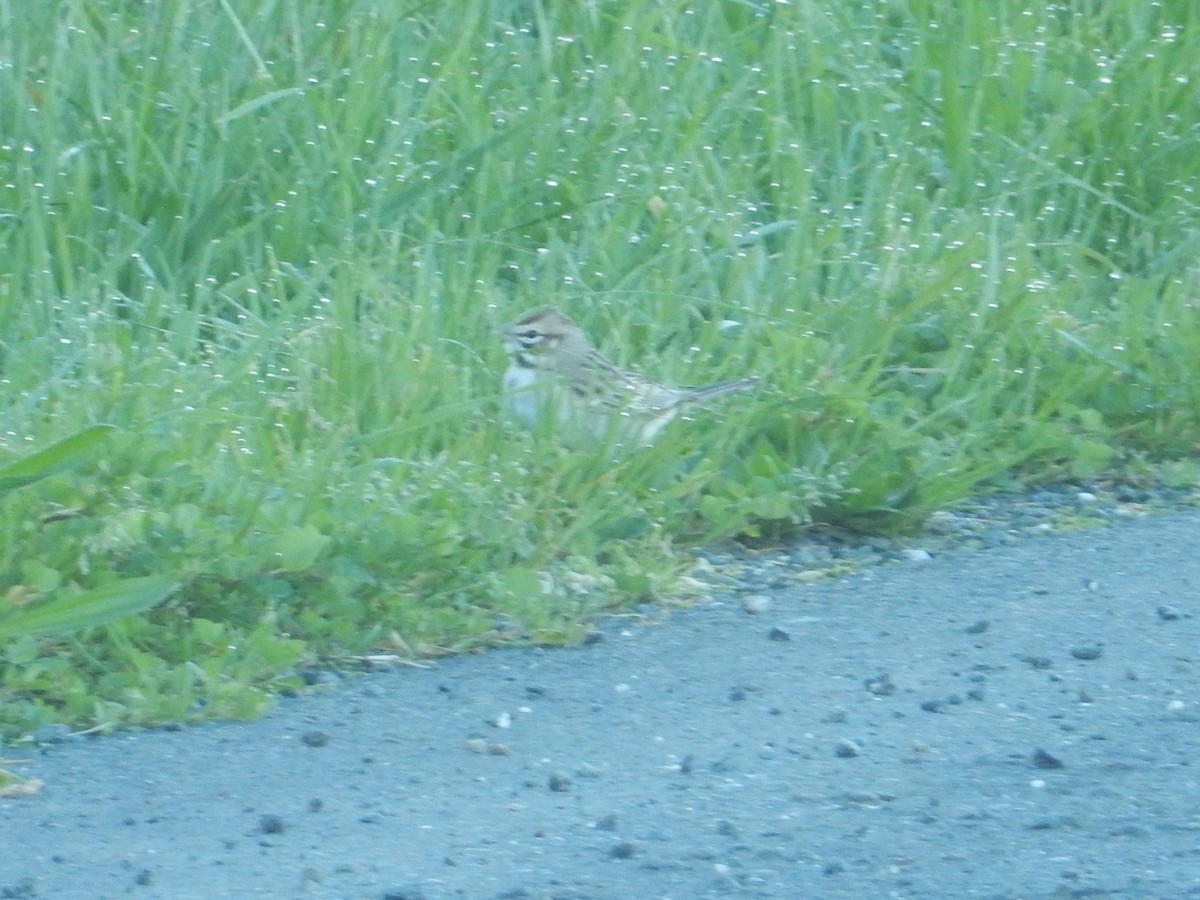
[2,0,1199,739]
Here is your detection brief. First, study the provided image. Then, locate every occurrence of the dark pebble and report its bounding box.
[710,756,738,774]
[258,814,287,834]
[1027,815,1078,830]
[1070,644,1103,660]
[767,626,791,641]
[299,669,339,686]
[548,773,572,792]
[301,730,329,747]
[609,841,637,859]
[1032,748,1064,769]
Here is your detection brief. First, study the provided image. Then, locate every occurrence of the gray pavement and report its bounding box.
[3,508,1198,899]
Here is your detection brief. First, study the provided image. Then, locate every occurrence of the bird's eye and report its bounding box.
[519,329,541,340]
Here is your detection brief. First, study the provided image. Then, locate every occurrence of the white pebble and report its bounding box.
[741,594,772,614]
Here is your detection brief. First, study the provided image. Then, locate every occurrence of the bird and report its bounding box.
[499,307,758,445]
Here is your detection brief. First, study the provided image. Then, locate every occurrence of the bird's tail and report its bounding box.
[689,376,760,401]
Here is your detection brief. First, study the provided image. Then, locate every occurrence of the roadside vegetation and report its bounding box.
[2,0,1198,739]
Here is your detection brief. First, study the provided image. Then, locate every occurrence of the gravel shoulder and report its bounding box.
[3,506,1199,899]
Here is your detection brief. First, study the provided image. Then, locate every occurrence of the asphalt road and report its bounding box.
[3,508,1198,899]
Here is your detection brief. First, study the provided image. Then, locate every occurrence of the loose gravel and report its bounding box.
[2,493,1198,899]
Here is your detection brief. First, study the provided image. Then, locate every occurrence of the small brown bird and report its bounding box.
[500,308,758,445]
